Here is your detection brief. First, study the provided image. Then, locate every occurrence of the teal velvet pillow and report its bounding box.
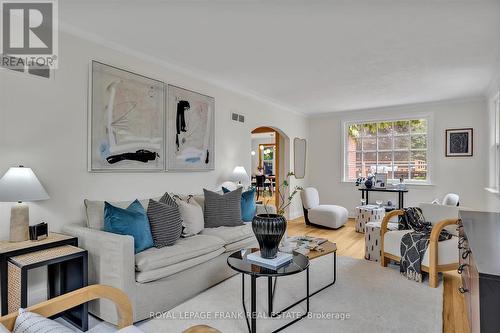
[222,187,256,222]
[104,200,154,254]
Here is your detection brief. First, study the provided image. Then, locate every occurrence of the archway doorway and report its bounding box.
[251,126,288,211]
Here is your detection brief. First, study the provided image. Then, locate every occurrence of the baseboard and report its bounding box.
[288,209,303,220]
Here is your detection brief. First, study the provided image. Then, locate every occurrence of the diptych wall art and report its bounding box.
[88,61,215,172]
[167,85,215,171]
[89,61,165,171]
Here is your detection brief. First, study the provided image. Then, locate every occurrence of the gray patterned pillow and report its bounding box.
[147,193,182,248]
[14,309,74,333]
[203,188,243,228]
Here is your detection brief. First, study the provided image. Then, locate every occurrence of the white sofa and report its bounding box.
[63,194,274,324]
[300,187,348,229]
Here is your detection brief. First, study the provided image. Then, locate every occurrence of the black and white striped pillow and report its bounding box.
[147,195,182,248]
[203,188,243,228]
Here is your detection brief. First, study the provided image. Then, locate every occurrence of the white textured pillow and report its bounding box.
[14,309,73,333]
[174,195,204,236]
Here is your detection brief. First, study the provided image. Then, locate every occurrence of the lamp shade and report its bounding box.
[0,166,49,202]
[231,166,250,185]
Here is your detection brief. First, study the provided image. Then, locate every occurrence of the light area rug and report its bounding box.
[66,255,442,332]
[130,255,443,333]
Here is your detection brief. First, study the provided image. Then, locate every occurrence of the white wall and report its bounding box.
[0,31,309,235]
[0,29,308,301]
[308,99,489,216]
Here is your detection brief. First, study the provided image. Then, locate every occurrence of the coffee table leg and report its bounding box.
[271,252,337,314]
[251,276,257,333]
[268,277,273,317]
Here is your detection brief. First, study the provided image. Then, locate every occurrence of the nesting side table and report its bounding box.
[364,221,398,262]
[0,233,88,331]
[355,205,385,233]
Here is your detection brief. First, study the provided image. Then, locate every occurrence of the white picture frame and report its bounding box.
[166,85,215,171]
[88,61,165,172]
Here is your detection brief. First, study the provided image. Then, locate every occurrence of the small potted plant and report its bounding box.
[252,172,302,259]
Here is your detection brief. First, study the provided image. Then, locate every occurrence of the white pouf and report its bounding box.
[365,221,399,262]
[355,205,385,233]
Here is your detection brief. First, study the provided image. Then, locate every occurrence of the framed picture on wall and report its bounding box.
[167,85,215,171]
[445,128,473,157]
[89,61,165,172]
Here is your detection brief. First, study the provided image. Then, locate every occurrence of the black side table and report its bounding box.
[0,233,88,331]
[227,248,310,333]
[359,187,408,209]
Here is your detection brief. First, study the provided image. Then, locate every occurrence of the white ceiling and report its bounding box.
[60,0,500,115]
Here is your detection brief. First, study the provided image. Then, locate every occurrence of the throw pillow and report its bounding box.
[222,187,256,222]
[159,191,177,207]
[14,309,74,333]
[104,200,153,254]
[147,197,182,248]
[173,195,204,236]
[203,188,243,228]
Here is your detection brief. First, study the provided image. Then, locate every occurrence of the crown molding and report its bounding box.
[309,95,487,118]
[59,21,306,117]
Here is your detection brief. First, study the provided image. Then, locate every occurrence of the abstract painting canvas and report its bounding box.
[89,61,165,171]
[446,128,473,157]
[167,85,215,171]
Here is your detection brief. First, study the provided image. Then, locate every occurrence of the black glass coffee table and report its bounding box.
[227,248,310,333]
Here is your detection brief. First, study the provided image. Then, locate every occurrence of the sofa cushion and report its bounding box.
[85,197,161,230]
[135,234,224,272]
[383,230,458,266]
[224,235,258,252]
[136,248,225,283]
[201,223,253,244]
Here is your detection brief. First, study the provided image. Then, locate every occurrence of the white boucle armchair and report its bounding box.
[300,187,348,229]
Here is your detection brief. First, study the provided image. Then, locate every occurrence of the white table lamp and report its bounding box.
[231,166,250,186]
[0,166,49,242]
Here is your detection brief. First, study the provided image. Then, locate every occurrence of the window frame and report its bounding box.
[342,115,433,185]
[487,91,500,194]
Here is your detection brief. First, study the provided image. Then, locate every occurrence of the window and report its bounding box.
[344,119,429,183]
[489,92,500,192]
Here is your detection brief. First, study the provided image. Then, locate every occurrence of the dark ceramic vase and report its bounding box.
[252,214,287,259]
[364,178,373,189]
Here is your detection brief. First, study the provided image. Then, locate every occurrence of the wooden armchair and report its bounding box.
[0,285,133,332]
[380,210,460,288]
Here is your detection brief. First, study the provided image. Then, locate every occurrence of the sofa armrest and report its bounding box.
[62,224,136,323]
[256,204,276,215]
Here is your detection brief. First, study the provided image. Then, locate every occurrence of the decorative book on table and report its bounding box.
[246,251,293,269]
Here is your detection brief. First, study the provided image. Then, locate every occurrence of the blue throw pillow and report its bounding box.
[222,187,256,222]
[104,200,154,254]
